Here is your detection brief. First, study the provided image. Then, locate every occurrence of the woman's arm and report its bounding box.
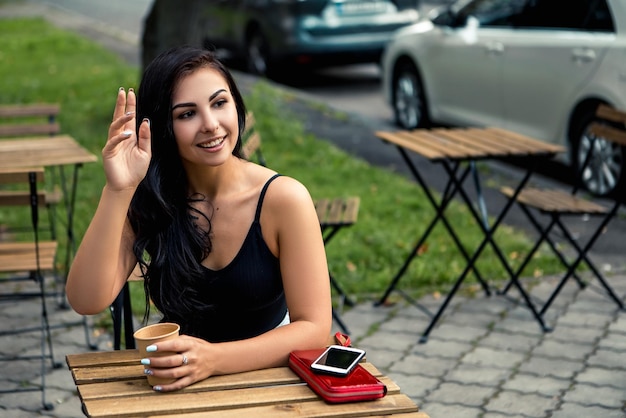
[65,188,138,314]
[66,88,152,315]
[142,176,333,391]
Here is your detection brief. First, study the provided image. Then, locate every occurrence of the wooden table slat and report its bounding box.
[66,349,142,368]
[82,376,404,418]
[0,135,98,168]
[483,127,565,154]
[147,393,420,418]
[376,131,445,160]
[430,128,506,156]
[67,349,424,417]
[399,130,477,159]
[76,362,388,401]
[376,127,565,163]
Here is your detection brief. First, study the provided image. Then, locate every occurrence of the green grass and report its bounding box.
[0,18,563,316]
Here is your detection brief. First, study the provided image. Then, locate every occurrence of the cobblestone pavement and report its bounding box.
[1,273,626,417]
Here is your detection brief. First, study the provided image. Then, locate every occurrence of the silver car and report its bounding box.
[200,0,420,76]
[382,0,626,196]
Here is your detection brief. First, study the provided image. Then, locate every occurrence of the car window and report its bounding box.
[454,0,614,32]
[511,0,615,32]
[455,0,527,27]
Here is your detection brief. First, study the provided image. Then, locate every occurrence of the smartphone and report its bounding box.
[310,345,366,376]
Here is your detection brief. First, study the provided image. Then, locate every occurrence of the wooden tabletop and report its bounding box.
[66,350,428,418]
[0,135,98,168]
[376,127,565,161]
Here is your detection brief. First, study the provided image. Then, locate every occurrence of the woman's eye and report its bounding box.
[214,99,227,108]
[177,110,194,119]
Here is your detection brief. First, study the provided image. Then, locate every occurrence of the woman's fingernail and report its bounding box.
[140,358,150,365]
[122,130,133,137]
[143,118,150,127]
[119,87,124,91]
[153,386,162,392]
[129,87,134,92]
[146,345,157,352]
[143,368,153,375]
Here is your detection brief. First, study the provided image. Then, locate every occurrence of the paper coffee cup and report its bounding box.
[133,322,180,386]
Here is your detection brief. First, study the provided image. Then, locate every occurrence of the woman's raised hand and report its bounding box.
[103,88,152,191]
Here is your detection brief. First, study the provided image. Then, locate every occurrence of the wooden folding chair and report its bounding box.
[0,168,60,410]
[500,104,626,331]
[0,103,95,351]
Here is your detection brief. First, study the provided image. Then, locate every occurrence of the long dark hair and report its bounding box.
[130,46,247,327]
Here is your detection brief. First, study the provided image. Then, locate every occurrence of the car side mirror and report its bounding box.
[430,6,466,28]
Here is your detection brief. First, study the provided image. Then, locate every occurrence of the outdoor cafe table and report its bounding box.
[66,349,428,417]
[374,127,564,342]
[0,134,98,281]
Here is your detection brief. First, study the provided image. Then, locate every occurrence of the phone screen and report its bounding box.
[311,345,365,375]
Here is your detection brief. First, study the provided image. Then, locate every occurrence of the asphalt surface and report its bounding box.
[1,1,626,417]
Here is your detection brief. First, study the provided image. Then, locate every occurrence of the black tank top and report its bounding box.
[185,174,286,342]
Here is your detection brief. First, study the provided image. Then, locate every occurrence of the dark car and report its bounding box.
[199,0,420,76]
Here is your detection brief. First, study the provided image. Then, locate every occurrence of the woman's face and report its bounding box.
[171,67,239,168]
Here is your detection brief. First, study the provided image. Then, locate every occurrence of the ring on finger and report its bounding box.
[181,354,188,366]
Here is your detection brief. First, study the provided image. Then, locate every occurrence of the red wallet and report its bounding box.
[288,348,387,403]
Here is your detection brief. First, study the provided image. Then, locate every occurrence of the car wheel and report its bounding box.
[392,62,428,129]
[246,29,270,76]
[571,109,626,197]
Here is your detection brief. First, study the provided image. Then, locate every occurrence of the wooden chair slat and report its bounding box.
[0,103,60,118]
[0,241,57,272]
[241,131,261,160]
[342,196,360,224]
[588,122,626,147]
[501,187,607,214]
[0,167,44,183]
[0,122,60,137]
[314,198,330,222]
[326,198,345,224]
[596,104,626,124]
[0,191,47,206]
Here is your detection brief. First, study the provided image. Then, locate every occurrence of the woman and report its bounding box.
[66,46,332,392]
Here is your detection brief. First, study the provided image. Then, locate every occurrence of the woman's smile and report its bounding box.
[197,135,226,150]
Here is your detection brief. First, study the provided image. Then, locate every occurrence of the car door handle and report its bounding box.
[486,42,504,55]
[572,48,596,64]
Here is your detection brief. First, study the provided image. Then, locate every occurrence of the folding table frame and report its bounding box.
[374,128,564,342]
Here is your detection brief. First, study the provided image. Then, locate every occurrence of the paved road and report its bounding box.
[1,2,625,417]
